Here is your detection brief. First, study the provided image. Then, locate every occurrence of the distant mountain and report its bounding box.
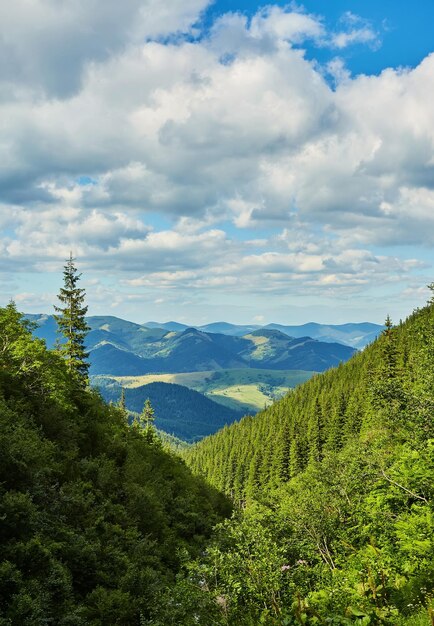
[89,343,152,375]
[241,329,355,371]
[27,313,356,376]
[94,379,245,441]
[144,321,189,332]
[88,327,248,375]
[88,327,354,376]
[146,320,383,348]
[198,322,260,336]
[26,313,58,348]
[264,322,382,350]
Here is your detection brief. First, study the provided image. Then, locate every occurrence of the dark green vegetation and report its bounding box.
[4,275,434,624]
[0,303,231,625]
[27,314,356,376]
[94,378,245,442]
[175,297,434,625]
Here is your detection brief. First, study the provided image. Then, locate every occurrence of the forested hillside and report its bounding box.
[0,304,231,624]
[177,296,434,625]
[94,379,245,441]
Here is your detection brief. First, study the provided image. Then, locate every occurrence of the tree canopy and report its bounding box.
[0,303,231,624]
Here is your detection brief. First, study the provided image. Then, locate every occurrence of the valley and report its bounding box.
[97,367,315,413]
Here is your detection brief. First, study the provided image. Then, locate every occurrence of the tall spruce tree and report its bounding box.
[54,253,90,382]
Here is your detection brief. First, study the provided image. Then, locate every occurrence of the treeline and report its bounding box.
[176,299,434,624]
[0,303,231,624]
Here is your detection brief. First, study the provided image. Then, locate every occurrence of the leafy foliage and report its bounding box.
[3,287,434,625]
[0,303,231,624]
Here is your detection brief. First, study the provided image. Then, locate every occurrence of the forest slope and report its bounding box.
[94,379,245,442]
[185,307,432,498]
[179,299,434,625]
[0,304,231,625]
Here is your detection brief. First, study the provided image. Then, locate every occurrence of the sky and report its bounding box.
[1,0,434,325]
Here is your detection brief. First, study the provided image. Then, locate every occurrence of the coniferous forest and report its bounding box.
[0,301,230,624]
[1,262,434,624]
[181,294,434,625]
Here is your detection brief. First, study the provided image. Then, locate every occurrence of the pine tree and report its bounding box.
[308,399,324,463]
[134,398,157,439]
[118,387,129,424]
[289,436,304,477]
[54,253,90,383]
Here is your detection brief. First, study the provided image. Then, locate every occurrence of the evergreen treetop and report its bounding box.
[54,253,90,382]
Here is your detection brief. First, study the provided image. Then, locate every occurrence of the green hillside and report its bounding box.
[93,379,245,442]
[99,368,316,414]
[0,304,231,624]
[176,297,434,625]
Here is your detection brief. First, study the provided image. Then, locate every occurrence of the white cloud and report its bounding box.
[249,6,324,44]
[331,11,380,50]
[0,3,431,319]
[0,0,210,98]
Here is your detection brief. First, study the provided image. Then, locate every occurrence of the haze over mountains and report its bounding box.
[28,313,379,353]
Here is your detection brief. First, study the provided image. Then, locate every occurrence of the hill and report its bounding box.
[264,321,382,349]
[0,304,230,624]
[240,329,354,370]
[94,379,245,442]
[177,298,434,625]
[103,368,316,414]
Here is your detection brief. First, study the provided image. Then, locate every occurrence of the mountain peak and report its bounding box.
[181,327,203,336]
[249,328,292,340]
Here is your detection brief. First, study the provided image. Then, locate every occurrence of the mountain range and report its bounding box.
[26,314,357,376]
[145,320,382,349]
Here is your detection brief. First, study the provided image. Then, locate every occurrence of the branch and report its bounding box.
[380,469,428,504]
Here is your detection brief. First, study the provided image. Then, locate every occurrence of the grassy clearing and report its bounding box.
[110,371,213,388]
[207,384,291,413]
[101,368,315,412]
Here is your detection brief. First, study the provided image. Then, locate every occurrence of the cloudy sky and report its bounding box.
[1,0,434,325]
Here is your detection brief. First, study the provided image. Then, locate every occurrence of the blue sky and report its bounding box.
[208,0,434,75]
[0,0,433,325]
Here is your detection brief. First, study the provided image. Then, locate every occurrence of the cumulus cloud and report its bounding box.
[2,3,427,245]
[331,12,380,50]
[0,0,210,98]
[0,2,431,317]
